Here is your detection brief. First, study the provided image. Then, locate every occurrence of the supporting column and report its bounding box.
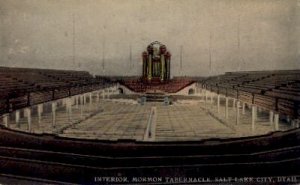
[37,104,43,127]
[15,110,20,128]
[25,108,32,132]
[205,90,208,104]
[89,92,92,106]
[78,95,80,107]
[66,97,71,121]
[236,101,240,125]
[210,92,213,104]
[83,94,87,105]
[269,110,274,126]
[2,114,9,127]
[251,105,257,132]
[242,102,245,115]
[72,96,76,105]
[52,102,56,128]
[69,97,73,121]
[64,98,68,113]
[71,96,75,105]
[255,107,258,121]
[75,95,79,109]
[80,95,84,118]
[233,99,236,110]
[217,94,220,114]
[274,113,279,131]
[225,97,229,120]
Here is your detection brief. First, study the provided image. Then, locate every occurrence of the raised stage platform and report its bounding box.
[119,78,195,93]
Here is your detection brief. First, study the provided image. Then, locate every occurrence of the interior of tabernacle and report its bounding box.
[0,0,299,183]
[0,42,299,141]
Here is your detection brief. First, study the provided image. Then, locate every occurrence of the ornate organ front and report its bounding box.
[142,41,171,83]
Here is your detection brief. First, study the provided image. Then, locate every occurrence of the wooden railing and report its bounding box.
[0,83,114,115]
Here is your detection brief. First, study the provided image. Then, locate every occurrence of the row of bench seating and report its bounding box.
[0,67,108,115]
[201,70,300,118]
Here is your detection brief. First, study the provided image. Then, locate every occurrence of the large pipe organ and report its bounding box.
[142,41,171,83]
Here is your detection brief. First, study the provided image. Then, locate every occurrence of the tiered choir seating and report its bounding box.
[201,70,300,118]
[0,67,107,115]
[121,78,194,93]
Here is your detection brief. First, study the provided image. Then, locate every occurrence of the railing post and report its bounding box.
[217,94,220,114]
[52,101,56,128]
[236,101,240,125]
[25,108,32,132]
[242,102,245,115]
[37,104,43,128]
[80,95,84,118]
[252,105,257,132]
[89,92,92,106]
[274,113,279,131]
[15,110,20,128]
[269,110,274,126]
[225,97,229,120]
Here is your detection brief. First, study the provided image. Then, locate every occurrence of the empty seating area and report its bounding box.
[0,66,109,116]
[3,95,284,142]
[200,70,300,120]
[5,92,104,135]
[43,70,96,85]
[0,72,35,97]
[62,101,150,141]
[0,88,120,136]
[0,67,299,142]
[203,73,247,87]
[121,78,194,93]
[155,105,237,141]
[0,67,96,90]
[201,95,292,134]
[2,76,286,142]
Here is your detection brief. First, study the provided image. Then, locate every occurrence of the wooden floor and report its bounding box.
[63,101,150,141]
[2,96,294,142]
[155,105,236,141]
